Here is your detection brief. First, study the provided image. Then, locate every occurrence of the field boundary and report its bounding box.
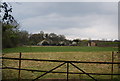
[1,52,120,81]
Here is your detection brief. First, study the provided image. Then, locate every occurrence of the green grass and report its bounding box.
[3,46,118,53]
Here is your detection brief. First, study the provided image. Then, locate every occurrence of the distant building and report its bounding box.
[87,41,97,46]
[70,41,77,46]
[58,41,66,46]
[37,40,50,46]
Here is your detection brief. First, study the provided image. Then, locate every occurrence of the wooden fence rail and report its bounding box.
[2,67,120,75]
[1,57,120,64]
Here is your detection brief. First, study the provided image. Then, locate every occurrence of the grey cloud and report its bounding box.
[21,13,117,30]
[10,2,118,40]
[11,2,117,20]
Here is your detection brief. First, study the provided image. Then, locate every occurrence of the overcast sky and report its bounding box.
[10,2,118,40]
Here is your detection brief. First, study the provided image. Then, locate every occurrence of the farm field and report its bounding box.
[2,46,120,80]
[3,46,118,53]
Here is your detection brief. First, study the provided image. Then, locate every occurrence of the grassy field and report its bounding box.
[2,46,120,80]
[3,46,118,53]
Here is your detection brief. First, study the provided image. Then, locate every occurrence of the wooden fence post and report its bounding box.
[118,51,120,80]
[67,63,69,81]
[111,51,114,80]
[18,52,22,81]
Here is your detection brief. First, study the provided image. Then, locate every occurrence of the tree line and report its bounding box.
[29,31,68,46]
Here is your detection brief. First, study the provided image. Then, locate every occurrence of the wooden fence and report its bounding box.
[1,52,120,81]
